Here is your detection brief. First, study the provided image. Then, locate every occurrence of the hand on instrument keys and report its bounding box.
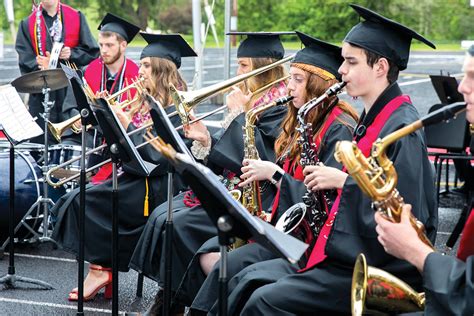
[303,163,348,191]
[183,114,211,147]
[374,204,434,272]
[72,119,82,132]
[36,52,51,70]
[239,159,282,187]
[59,46,72,60]
[226,86,251,112]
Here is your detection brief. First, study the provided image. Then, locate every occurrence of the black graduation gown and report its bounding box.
[15,10,99,143]
[128,105,288,290]
[50,106,188,271]
[423,253,474,315]
[185,115,356,310]
[210,84,438,315]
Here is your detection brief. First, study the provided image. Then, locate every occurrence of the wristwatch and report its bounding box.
[270,169,284,185]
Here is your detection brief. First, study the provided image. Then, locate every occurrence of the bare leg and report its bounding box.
[199,252,221,276]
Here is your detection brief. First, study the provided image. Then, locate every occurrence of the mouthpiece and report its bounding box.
[421,102,467,127]
[326,81,347,97]
[274,95,295,106]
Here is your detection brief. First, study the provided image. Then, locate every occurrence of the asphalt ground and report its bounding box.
[0,46,471,315]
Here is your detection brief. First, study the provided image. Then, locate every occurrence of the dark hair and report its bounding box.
[364,49,399,84]
[468,45,474,57]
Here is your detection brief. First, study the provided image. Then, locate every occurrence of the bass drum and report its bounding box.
[0,151,42,244]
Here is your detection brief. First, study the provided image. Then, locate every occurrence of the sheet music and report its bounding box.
[0,84,43,143]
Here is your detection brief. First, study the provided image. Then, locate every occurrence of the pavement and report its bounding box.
[0,46,471,315]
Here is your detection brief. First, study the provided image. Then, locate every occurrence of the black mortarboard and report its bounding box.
[227,32,294,59]
[139,33,197,69]
[344,4,436,70]
[98,13,140,43]
[292,31,343,80]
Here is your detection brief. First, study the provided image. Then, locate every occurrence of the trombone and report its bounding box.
[46,56,294,186]
[170,54,294,125]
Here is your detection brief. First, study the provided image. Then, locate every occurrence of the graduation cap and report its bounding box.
[227,31,295,60]
[98,13,140,43]
[292,31,343,80]
[139,33,197,69]
[344,4,436,70]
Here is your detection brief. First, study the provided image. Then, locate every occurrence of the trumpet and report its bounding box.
[334,102,467,315]
[169,54,294,126]
[48,78,146,142]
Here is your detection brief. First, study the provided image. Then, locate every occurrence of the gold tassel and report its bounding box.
[144,178,149,216]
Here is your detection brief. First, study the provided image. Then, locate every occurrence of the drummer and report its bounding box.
[15,0,99,144]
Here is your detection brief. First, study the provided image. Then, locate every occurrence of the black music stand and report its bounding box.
[92,98,156,316]
[148,111,308,315]
[169,153,308,316]
[61,63,98,315]
[0,124,52,290]
[146,94,194,315]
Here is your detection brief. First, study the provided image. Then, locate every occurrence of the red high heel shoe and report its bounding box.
[68,266,112,301]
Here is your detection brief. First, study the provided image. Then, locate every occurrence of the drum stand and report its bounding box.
[0,143,53,289]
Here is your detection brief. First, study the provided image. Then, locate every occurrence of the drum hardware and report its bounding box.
[11,69,68,246]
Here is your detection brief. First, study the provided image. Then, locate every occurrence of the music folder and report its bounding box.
[0,84,43,144]
[59,63,98,127]
[91,97,156,177]
[168,151,308,265]
[146,94,195,162]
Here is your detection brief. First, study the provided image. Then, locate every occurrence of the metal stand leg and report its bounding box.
[111,144,120,316]
[163,171,174,315]
[0,144,53,290]
[217,215,234,316]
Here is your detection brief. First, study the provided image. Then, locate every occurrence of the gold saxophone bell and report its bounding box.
[170,54,294,126]
[352,253,425,315]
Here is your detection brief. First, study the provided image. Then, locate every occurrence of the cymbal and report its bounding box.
[11,69,68,94]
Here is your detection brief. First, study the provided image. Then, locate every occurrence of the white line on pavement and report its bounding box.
[0,297,123,314]
[3,253,77,263]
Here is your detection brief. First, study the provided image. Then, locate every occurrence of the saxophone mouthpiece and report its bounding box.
[421,102,467,127]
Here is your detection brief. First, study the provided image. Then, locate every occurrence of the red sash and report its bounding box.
[457,208,474,261]
[86,58,139,184]
[270,106,344,221]
[300,95,411,271]
[28,4,80,56]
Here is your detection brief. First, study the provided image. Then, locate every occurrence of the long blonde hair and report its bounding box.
[275,67,358,162]
[243,57,287,112]
[147,57,188,107]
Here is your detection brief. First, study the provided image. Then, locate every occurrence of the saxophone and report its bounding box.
[334,101,466,315]
[276,82,347,242]
[231,95,294,249]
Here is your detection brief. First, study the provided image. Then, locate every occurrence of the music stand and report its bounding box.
[429,75,464,104]
[60,63,98,315]
[92,97,155,316]
[11,69,68,247]
[0,85,52,290]
[148,115,308,316]
[146,94,195,315]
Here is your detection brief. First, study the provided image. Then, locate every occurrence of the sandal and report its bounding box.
[68,266,112,301]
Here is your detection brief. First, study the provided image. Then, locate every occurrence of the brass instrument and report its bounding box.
[333,101,466,315]
[470,123,474,134]
[230,95,294,249]
[174,75,291,131]
[48,77,146,142]
[169,54,294,126]
[352,253,425,315]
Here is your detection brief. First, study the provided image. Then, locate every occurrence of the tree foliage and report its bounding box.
[0,0,472,42]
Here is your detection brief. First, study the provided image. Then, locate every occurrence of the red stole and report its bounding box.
[84,58,139,98]
[300,95,411,272]
[270,106,344,221]
[86,58,139,184]
[457,208,474,261]
[28,4,80,56]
